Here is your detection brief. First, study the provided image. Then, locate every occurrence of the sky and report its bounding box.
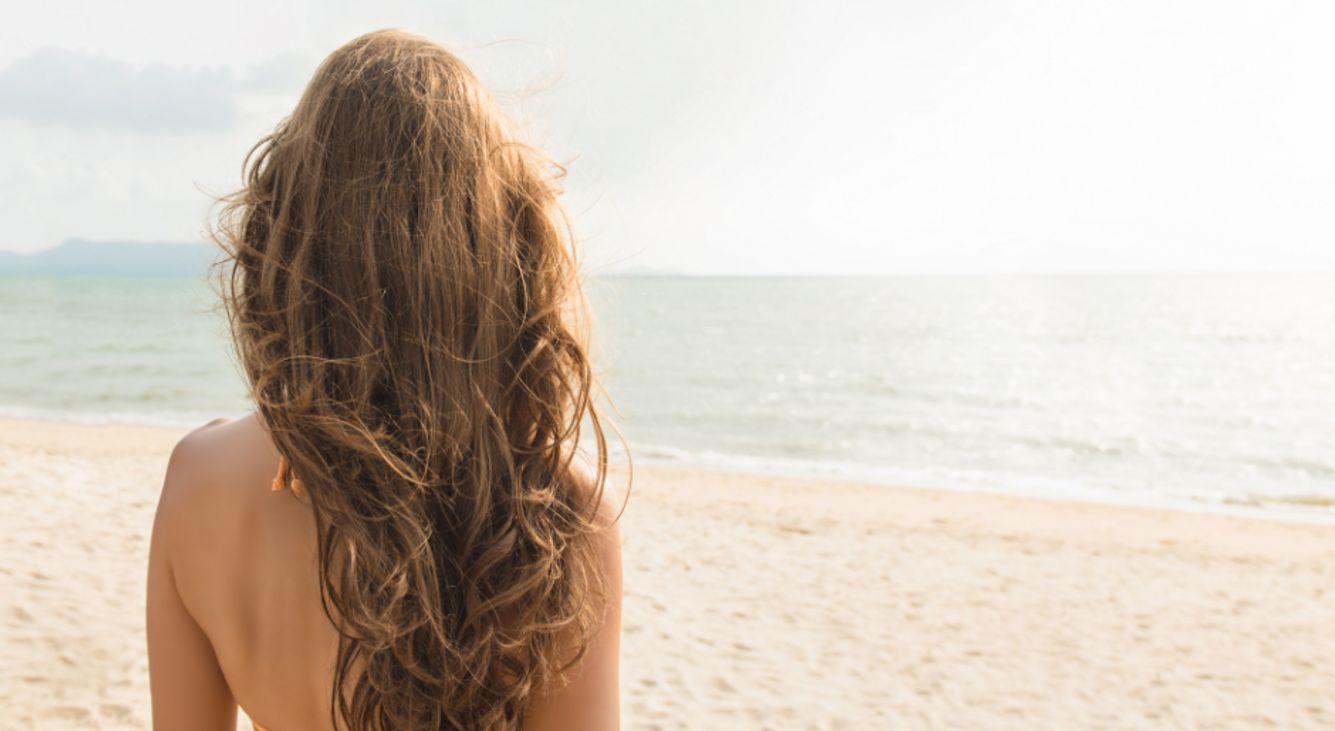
[0,0,1333,274]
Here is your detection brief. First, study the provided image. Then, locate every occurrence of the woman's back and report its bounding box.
[149,414,620,730]
[150,415,341,730]
[147,29,623,731]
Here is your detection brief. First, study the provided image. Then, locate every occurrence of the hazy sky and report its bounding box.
[1,1,1332,274]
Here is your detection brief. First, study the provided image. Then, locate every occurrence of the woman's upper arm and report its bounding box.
[146,435,238,730]
[523,513,624,731]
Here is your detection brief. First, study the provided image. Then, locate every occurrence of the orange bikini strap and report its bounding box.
[271,456,287,491]
[271,456,306,497]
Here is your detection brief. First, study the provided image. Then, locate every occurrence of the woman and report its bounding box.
[147,30,623,731]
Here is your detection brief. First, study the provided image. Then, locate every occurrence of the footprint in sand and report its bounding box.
[99,703,135,721]
[44,705,91,722]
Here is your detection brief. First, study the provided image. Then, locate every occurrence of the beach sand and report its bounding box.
[2,418,1334,730]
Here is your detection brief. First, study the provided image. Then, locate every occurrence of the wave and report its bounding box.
[616,440,1335,524]
[0,403,239,429]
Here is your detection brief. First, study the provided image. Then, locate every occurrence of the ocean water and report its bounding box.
[3,273,1334,519]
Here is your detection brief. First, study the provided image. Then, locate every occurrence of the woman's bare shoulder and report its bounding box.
[154,414,275,555]
[566,452,627,529]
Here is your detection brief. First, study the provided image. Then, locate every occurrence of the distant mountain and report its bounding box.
[0,239,218,276]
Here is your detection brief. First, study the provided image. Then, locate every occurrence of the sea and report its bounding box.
[3,272,1334,521]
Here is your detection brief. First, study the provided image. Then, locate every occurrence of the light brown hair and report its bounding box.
[212,29,616,730]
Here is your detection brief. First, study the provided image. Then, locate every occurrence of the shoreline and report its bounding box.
[3,416,1335,728]
[4,412,1335,563]
[4,410,1334,527]
[631,454,1335,527]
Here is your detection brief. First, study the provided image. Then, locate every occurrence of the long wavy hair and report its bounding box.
[211,29,617,730]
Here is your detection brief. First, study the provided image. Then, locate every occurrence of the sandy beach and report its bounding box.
[2,417,1334,730]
